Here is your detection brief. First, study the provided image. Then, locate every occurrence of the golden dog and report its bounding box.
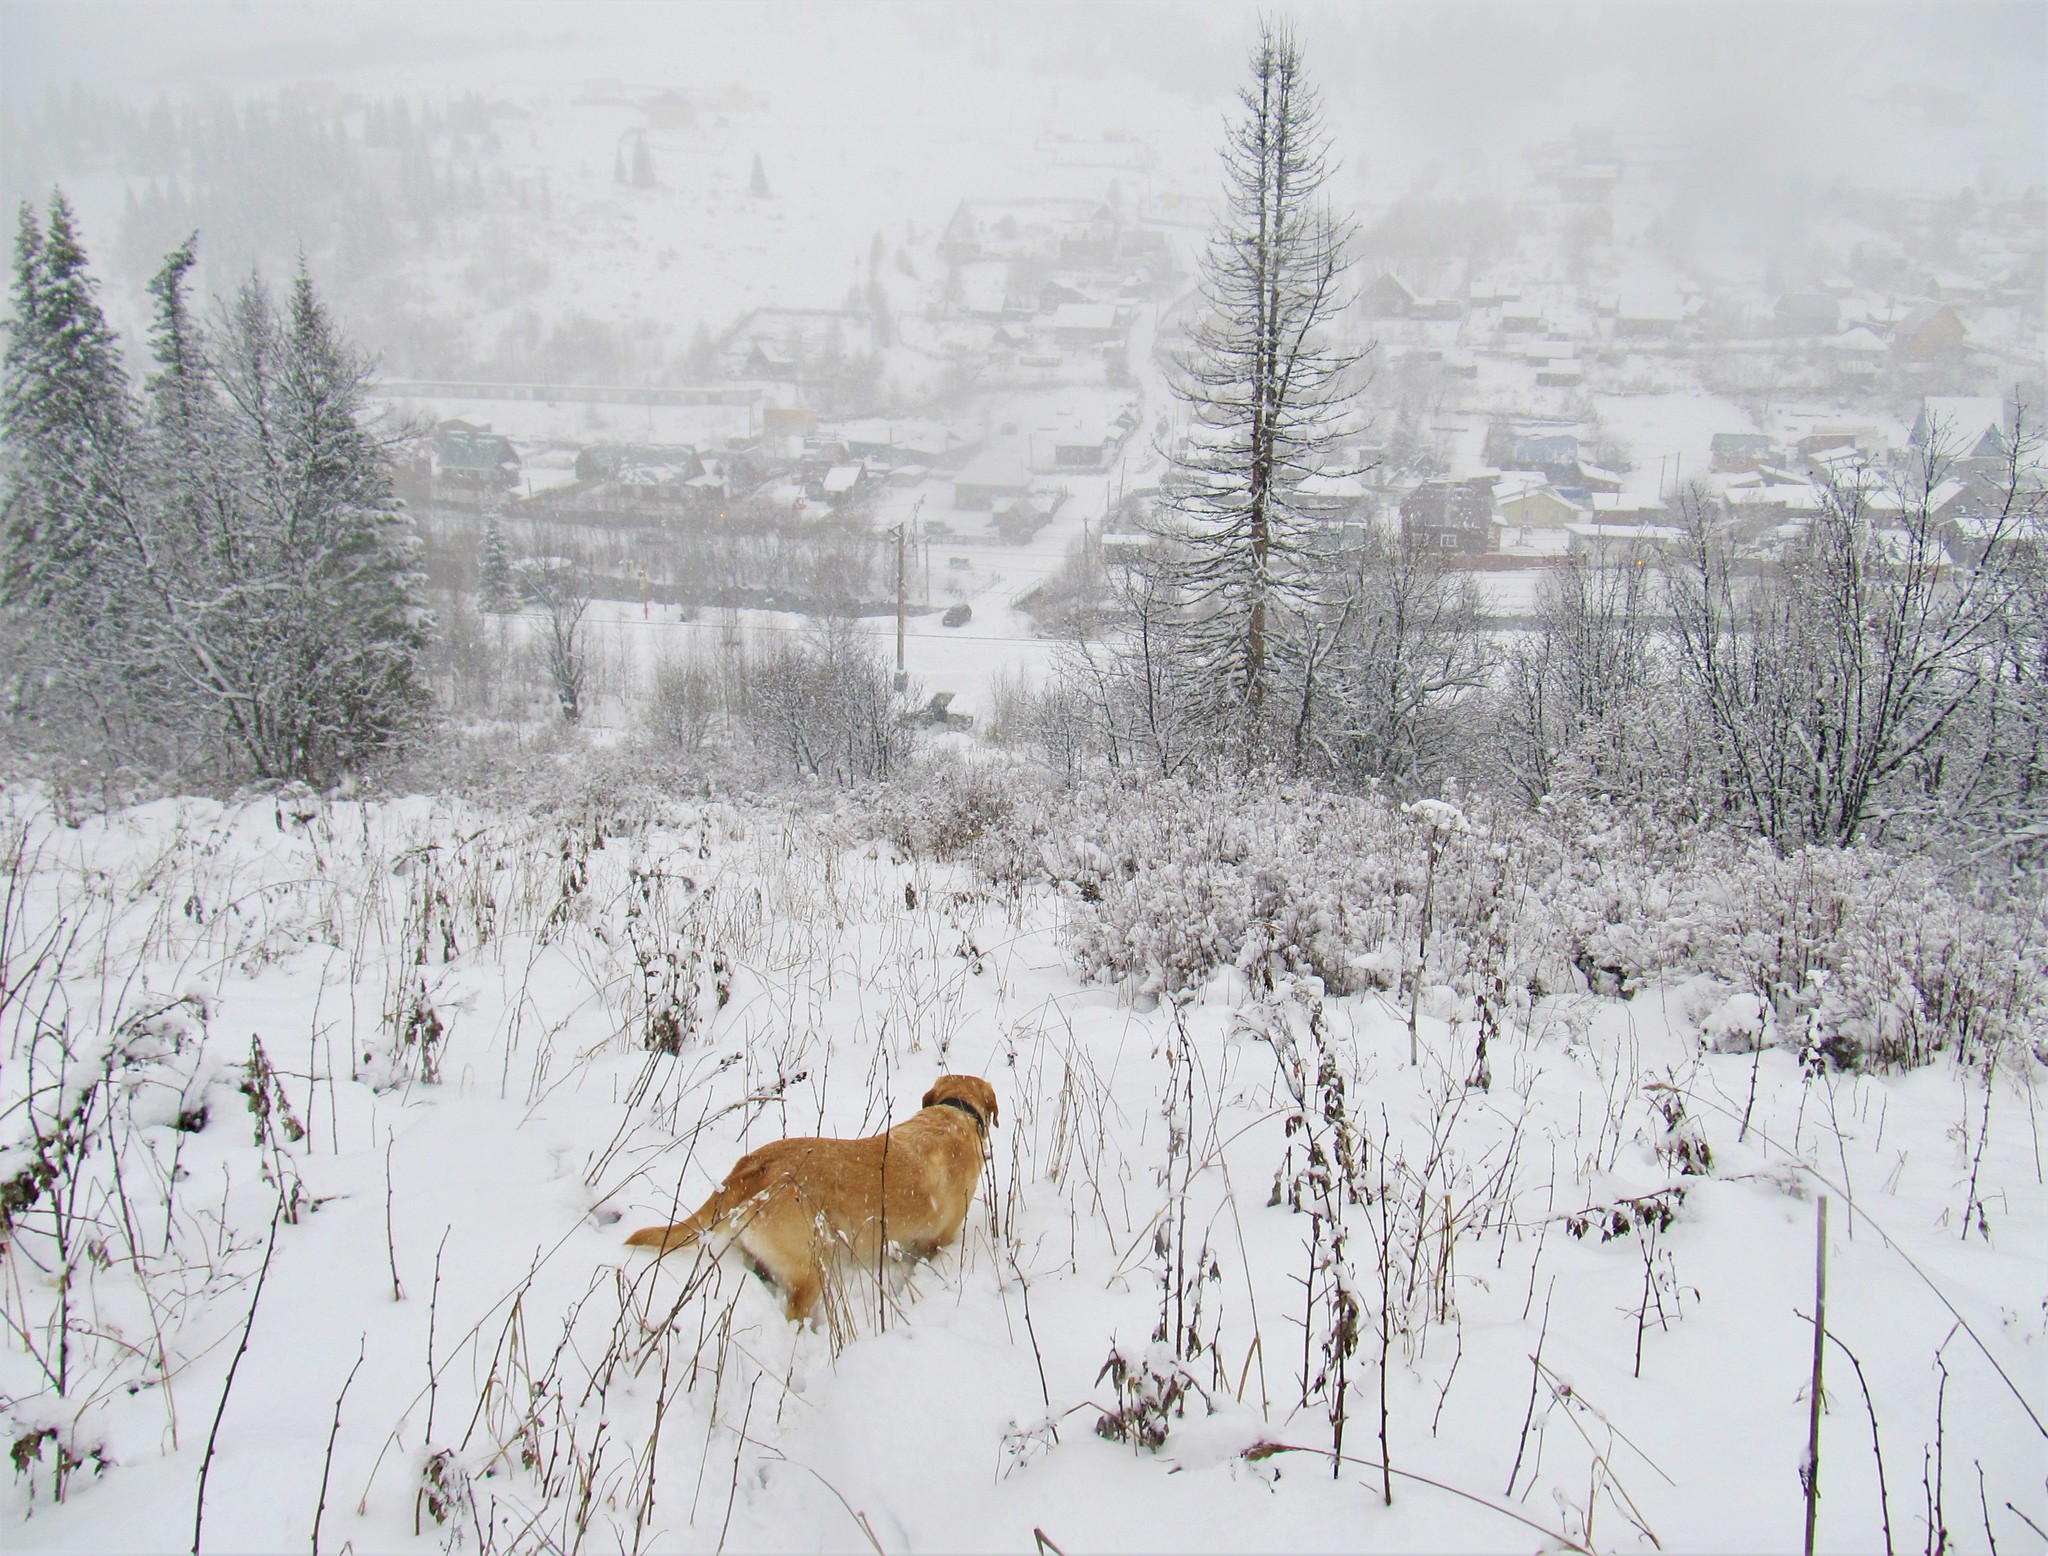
[624,1074,999,1322]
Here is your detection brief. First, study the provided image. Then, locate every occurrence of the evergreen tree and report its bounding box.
[750,153,771,198]
[3,205,430,785]
[631,134,655,189]
[613,144,627,184]
[213,265,430,781]
[478,513,517,612]
[1148,21,1357,769]
[2,194,140,615]
[0,194,165,752]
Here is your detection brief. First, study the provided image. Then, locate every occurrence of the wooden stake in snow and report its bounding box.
[1803,1194,1829,1556]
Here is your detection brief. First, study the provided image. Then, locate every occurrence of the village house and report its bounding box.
[1566,521,1681,560]
[1495,475,1588,530]
[717,308,875,383]
[1360,270,1467,321]
[1826,326,1888,382]
[573,443,724,514]
[1488,424,1582,483]
[1362,270,1421,317]
[1712,431,1777,474]
[1051,302,1123,347]
[1293,469,1379,529]
[1400,478,1497,556]
[1025,404,1139,474]
[1892,302,1969,366]
[1774,292,1842,335]
[940,198,1118,268]
[951,447,1034,511]
[1615,289,1685,338]
[1911,397,2007,464]
[432,424,521,503]
[833,419,959,469]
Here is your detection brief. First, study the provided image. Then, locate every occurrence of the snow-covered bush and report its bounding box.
[864,751,1019,863]
[978,775,2045,1069]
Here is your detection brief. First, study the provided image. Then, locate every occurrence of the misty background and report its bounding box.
[5,1,2041,372]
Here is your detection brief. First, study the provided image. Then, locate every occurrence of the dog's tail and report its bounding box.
[623,1183,740,1252]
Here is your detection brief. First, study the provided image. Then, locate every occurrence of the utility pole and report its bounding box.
[909,496,927,606]
[893,521,907,690]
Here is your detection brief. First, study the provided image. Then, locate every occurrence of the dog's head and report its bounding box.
[922,1073,1000,1131]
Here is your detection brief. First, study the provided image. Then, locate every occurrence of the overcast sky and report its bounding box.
[4,1,2041,202]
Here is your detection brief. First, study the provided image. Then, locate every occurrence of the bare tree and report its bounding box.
[1666,417,2042,847]
[531,559,590,724]
[1492,541,1662,804]
[747,618,913,782]
[1057,560,1217,779]
[1153,19,1358,767]
[1307,527,1491,792]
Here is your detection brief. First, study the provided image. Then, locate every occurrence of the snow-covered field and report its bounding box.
[3,781,2041,1553]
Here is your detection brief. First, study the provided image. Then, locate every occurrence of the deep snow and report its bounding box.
[2,783,2041,1553]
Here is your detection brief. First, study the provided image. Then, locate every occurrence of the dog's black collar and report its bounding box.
[933,1096,986,1134]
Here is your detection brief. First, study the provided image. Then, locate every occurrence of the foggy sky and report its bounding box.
[5,1,2042,204]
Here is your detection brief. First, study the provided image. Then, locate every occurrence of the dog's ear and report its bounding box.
[921,1087,937,1111]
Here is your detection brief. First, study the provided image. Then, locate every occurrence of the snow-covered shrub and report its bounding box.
[865,752,1019,862]
[647,644,725,754]
[990,775,2044,1069]
[1093,1341,1207,1452]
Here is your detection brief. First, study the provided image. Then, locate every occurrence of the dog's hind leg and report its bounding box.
[735,1200,828,1324]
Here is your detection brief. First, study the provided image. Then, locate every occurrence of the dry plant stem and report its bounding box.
[1804,1195,1828,1556]
[1406,829,1442,1068]
[1923,1333,1954,1556]
[1016,1271,1055,1421]
[2005,1503,2048,1542]
[1960,1060,1994,1242]
[425,1226,451,1446]
[1975,1461,1999,1556]
[716,1377,760,1556]
[1823,1328,1895,1556]
[1507,1279,1555,1499]
[384,1134,404,1301]
[193,1194,284,1556]
[1033,1529,1069,1556]
[312,1336,366,1556]
[1253,1442,1593,1554]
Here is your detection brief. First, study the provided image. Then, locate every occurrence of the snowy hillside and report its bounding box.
[3,776,2041,1554]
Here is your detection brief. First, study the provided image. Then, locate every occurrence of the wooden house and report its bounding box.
[951,448,1033,511]
[1362,271,1421,318]
[1892,303,1968,366]
[1495,477,1587,530]
[433,426,521,501]
[1710,433,1778,474]
[1399,478,1497,556]
[1773,293,1841,335]
[1051,302,1122,346]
